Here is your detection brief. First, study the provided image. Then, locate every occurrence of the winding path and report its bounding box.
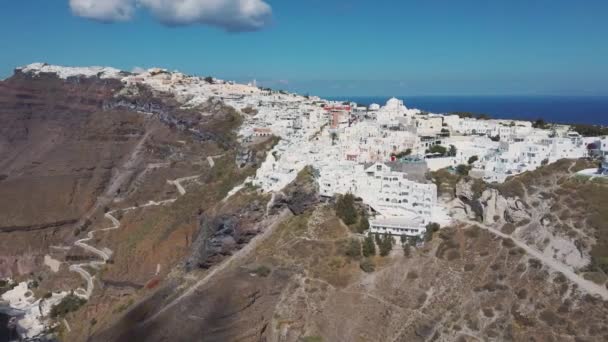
[67,174,200,299]
[460,218,608,300]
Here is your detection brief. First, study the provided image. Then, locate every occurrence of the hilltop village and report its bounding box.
[2,63,608,340]
[19,64,608,240]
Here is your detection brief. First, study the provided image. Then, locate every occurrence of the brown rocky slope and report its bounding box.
[0,68,278,340]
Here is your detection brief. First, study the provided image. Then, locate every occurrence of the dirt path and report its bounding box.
[460,218,608,300]
[142,208,292,324]
[67,175,199,299]
[74,132,151,232]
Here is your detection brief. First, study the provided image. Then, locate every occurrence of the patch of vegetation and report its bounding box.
[300,336,323,342]
[471,178,488,199]
[252,265,271,277]
[491,179,526,199]
[571,124,608,137]
[468,156,479,165]
[451,112,491,120]
[344,239,362,259]
[401,235,412,257]
[532,118,550,129]
[50,293,87,318]
[391,149,412,159]
[359,258,375,273]
[455,164,471,176]
[429,168,460,197]
[426,145,447,156]
[0,279,17,296]
[378,234,394,256]
[352,210,370,234]
[362,235,376,257]
[425,223,441,242]
[335,193,358,225]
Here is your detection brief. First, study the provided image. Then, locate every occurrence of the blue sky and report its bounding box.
[1,0,607,96]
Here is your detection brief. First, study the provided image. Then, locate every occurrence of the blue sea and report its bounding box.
[326,96,608,126]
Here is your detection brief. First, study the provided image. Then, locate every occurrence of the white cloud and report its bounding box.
[68,0,272,32]
[69,0,135,22]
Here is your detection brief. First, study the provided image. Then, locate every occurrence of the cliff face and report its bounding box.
[0,71,132,231]
[0,67,284,341]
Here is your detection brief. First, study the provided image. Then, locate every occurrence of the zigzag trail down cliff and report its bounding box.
[67,174,201,299]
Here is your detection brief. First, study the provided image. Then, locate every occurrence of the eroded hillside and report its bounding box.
[0,69,278,340]
[91,163,608,342]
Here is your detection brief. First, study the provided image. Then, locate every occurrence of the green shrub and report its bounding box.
[345,239,362,258]
[335,194,358,225]
[427,145,447,156]
[300,336,323,342]
[456,164,471,176]
[0,280,17,296]
[357,215,370,233]
[425,223,441,241]
[392,149,412,159]
[252,265,271,277]
[379,234,394,256]
[359,258,375,273]
[50,294,87,318]
[362,235,376,257]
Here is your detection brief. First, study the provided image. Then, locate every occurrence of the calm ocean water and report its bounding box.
[326,96,608,126]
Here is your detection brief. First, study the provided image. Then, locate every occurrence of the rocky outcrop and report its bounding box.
[479,188,530,225]
[270,167,319,215]
[454,178,531,225]
[186,168,319,271]
[105,88,238,146]
[453,179,484,220]
[186,199,266,270]
[235,148,256,168]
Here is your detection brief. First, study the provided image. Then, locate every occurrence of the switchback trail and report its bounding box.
[67,174,201,299]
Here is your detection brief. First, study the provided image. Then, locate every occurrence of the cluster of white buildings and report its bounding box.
[19,64,606,238]
[106,67,608,235]
[222,91,603,236]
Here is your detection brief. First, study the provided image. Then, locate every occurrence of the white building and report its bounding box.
[601,137,608,157]
[376,98,417,128]
[317,161,436,237]
[414,115,444,136]
[369,216,426,238]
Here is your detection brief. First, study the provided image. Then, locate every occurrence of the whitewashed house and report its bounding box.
[600,137,608,157]
[369,216,426,238]
[414,115,444,136]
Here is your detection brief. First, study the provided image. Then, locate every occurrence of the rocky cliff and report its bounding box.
[0,68,276,340]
